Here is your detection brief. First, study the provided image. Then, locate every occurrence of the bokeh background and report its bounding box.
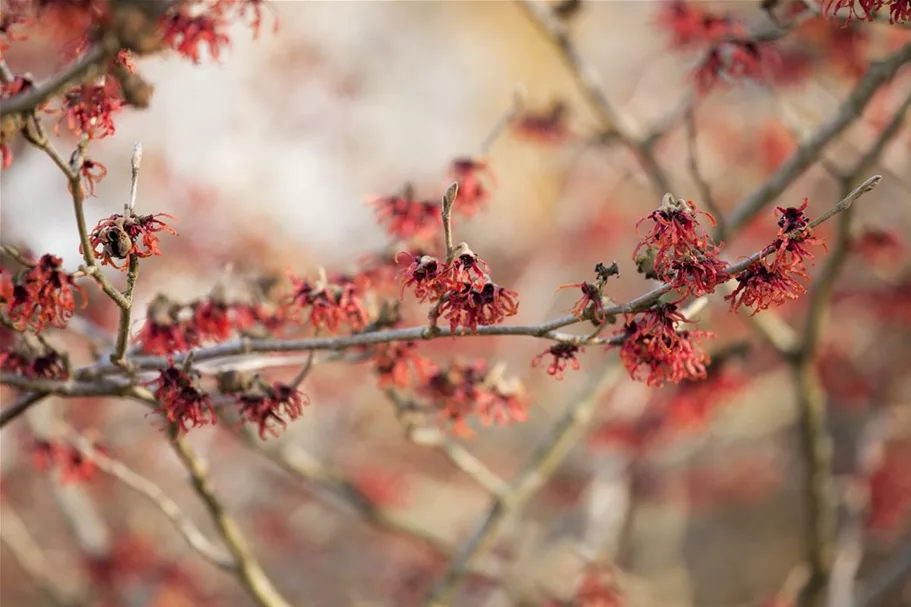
[1,1,910,606]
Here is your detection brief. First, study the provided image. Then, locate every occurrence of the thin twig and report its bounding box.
[0,43,114,117]
[166,430,295,607]
[684,106,725,240]
[724,41,911,235]
[63,429,236,570]
[515,0,672,196]
[0,504,84,607]
[441,182,459,263]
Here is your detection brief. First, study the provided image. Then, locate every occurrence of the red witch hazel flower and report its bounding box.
[726,199,826,315]
[655,0,740,50]
[31,438,103,485]
[634,195,729,297]
[160,3,232,63]
[850,228,905,269]
[75,158,108,198]
[143,363,216,434]
[2,254,86,332]
[135,294,200,355]
[825,0,911,24]
[417,359,528,437]
[372,342,438,388]
[288,271,370,333]
[695,40,777,95]
[368,185,442,241]
[220,373,308,439]
[611,303,712,387]
[446,157,496,218]
[190,286,235,344]
[56,83,123,139]
[556,262,620,325]
[436,279,519,335]
[86,212,178,269]
[513,100,574,144]
[532,343,584,380]
[1,339,68,380]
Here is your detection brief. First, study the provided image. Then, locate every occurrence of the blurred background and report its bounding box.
[1,1,910,606]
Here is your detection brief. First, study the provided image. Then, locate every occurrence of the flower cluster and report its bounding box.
[634,196,729,298]
[145,364,216,434]
[694,39,778,94]
[0,339,68,379]
[225,374,308,440]
[86,212,178,269]
[399,244,519,334]
[557,262,620,325]
[655,0,740,50]
[369,186,442,242]
[372,341,437,388]
[0,255,85,332]
[512,101,573,144]
[416,359,528,436]
[446,158,495,218]
[56,83,123,140]
[31,438,103,485]
[611,304,712,387]
[726,200,826,315]
[532,343,584,380]
[288,272,370,333]
[825,0,911,24]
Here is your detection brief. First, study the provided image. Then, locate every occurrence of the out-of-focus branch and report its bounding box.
[684,106,725,240]
[63,429,236,571]
[226,418,458,556]
[166,431,295,607]
[515,0,672,196]
[421,360,627,607]
[724,41,911,235]
[385,388,511,498]
[0,43,113,118]
[0,503,85,607]
[789,95,906,604]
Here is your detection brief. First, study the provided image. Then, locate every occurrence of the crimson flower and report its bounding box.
[417,359,527,436]
[655,0,739,50]
[369,187,442,241]
[825,0,911,23]
[372,342,437,388]
[850,228,905,269]
[634,196,728,296]
[513,101,573,143]
[695,40,775,94]
[86,212,178,269]
[31,438,104,485]
[447,157,496,217]
[2,254,86,332]
[144,364,216,434]
[191,295,234,343]
[725,262,807,314]
[235,379,308,439]
[74,157,108,197]
[288,274,369,333]
[532,343,583,380]
[160,5,231,63]
[135,295,200,355]
[56,83,123,139]
[611,304,712,387]
[398,253,450,302]
[0,342,68,379]
[437,281,519,335]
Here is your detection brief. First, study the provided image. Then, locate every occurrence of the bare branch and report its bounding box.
[724,42,911,234]
[166,431,295,607]
[63,429,236,570]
